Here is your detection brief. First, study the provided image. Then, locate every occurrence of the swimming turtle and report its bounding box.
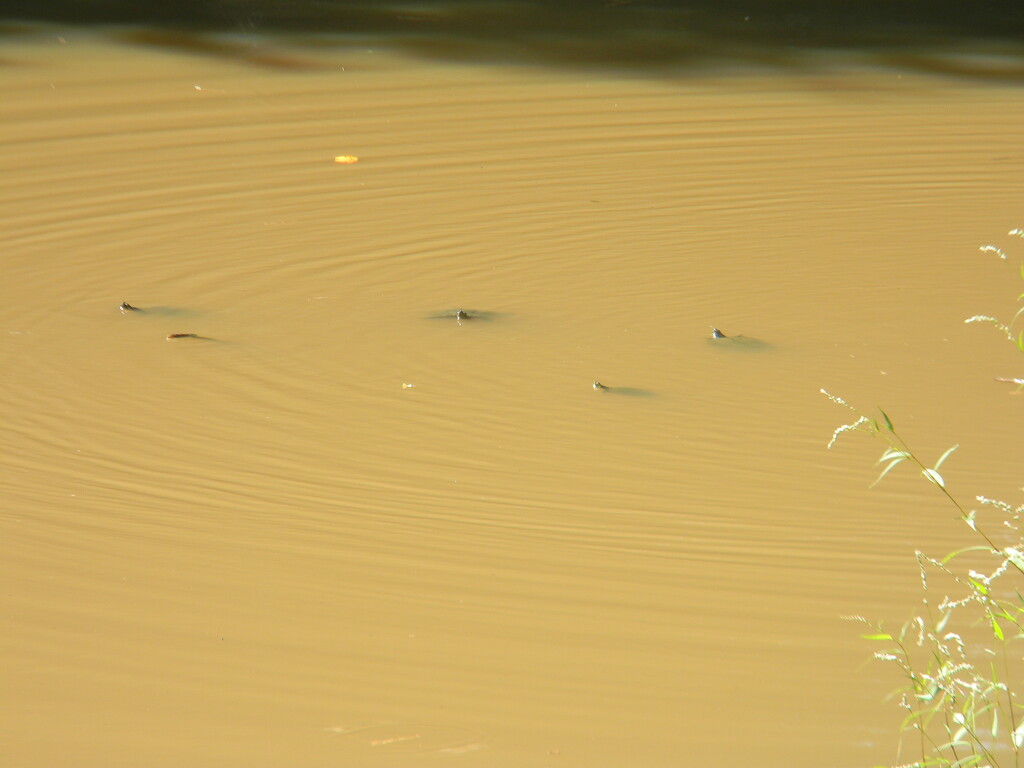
[426,309,502,325]
[164,332,225,343]
[707,327,770,351]
[592,380,655,397]
[118,301,197,318]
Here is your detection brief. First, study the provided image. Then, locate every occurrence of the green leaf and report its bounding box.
[1009,552,1024,575]
[862,633,893,640]
[940,739,971,753]
[878,448,908,463]
[921,468,945,488]
[932,444,959,471]
[1013,720,1024,747]
[964,509,978,531]
[879,407,894,431]
[942,545,989,564]
[991,616,1004,640]
[872,457,905,487]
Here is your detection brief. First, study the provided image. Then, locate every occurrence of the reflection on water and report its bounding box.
[3,1,1024,79]
[2,31,1023,768]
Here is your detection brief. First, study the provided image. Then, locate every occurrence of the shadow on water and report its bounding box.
[121,304,200,318]
[2,0,1024,80]
[593,381,656,397]
[706,334,772,353]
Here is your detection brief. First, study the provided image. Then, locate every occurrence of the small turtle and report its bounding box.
[707,327,770,351]
[426,309,501,325]
[592,380,655,397]
[119,302,197,318]
[166,332,223,342]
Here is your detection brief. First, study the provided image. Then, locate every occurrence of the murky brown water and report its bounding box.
[2,29,1023,768]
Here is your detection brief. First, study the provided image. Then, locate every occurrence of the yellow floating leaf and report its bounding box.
[334,155,359,164]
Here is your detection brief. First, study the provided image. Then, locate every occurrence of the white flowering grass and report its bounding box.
[827,233,1024,768]
[832,398,1024,768]
[968,232,1024,352]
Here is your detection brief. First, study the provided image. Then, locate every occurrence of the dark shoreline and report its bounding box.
[3,0,1024,78]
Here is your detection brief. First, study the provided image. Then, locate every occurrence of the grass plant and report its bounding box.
[824,233,1024,768]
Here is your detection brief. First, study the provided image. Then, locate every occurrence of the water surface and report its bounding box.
[2,31,1023,768]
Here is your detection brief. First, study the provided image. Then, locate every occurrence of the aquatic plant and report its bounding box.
[825,234,1024,768]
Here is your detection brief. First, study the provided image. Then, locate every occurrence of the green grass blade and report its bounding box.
[877,448,908,463]
[879,407,894,431]
[941,546,989,565]
[933,444,959,471]
[872,457,905,487]
[950,755,984,768]
[1013,719,1024,747]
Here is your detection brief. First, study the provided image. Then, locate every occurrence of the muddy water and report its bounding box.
[2,31,1023,768]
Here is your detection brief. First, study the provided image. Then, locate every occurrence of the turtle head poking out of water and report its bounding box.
[426,309,504,325]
